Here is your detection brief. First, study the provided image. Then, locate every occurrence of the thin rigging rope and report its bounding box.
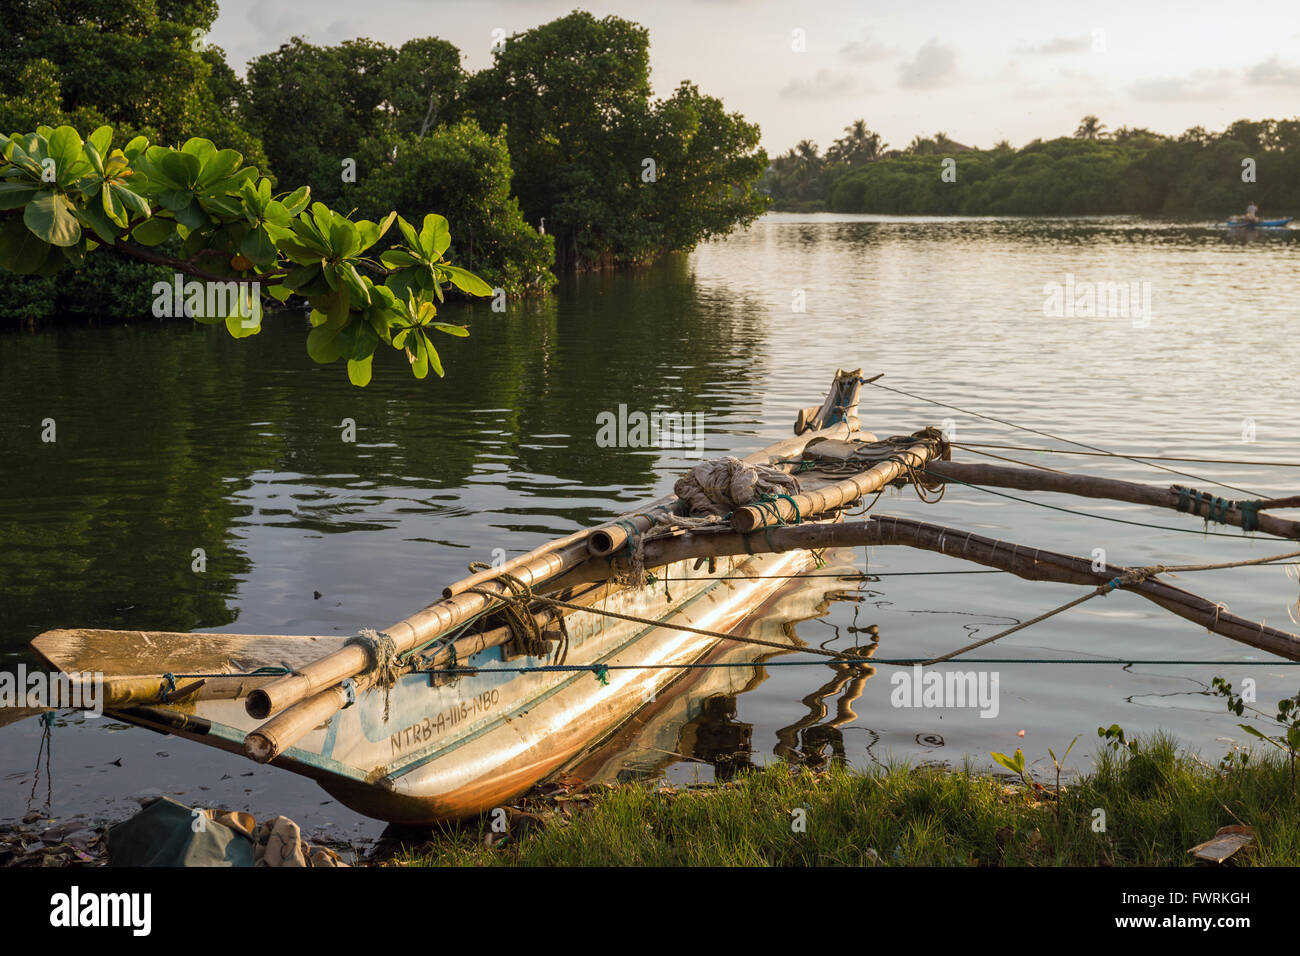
[953,441,1300,469]
[864,380,1264,497]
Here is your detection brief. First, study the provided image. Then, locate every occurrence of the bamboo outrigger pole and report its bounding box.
[628,516,1300,661]
[730,437,941,532]
[245,422,871,724]
[586,422,871,556]
[923,461,1300,539]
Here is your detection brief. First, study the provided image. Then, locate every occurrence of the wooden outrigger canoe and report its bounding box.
[32,370,891,823]
[29,368,1300,823]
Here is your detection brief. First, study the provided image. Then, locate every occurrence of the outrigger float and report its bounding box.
[31,370,1300,823]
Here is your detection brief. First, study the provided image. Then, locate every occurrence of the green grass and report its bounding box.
[385,734,1300,866]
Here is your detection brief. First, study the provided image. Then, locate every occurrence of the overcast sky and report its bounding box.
[209,0,1300,154]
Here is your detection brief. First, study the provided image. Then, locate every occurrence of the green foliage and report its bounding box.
[388,749,1300,867]
[464,11,769,269]
[353,122,554,296]
[1213,676,1300,794]
[771,116,1300,216]
[0,0,268,172]
[0,124,490,383]
[239,35,549,294]
[1098,723,1139,753]
[990,747,1031,786]
[240,37,414,206]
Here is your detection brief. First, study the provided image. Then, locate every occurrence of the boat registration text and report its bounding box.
[390,689,502,754]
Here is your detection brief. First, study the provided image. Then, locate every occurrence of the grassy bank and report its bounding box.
[385,735,1299,866]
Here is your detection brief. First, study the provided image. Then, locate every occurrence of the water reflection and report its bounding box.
[5,213,1300,824]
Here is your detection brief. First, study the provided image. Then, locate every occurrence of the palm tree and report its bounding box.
[827,119,885,166]
[907,134,934,155]
[1074,115,1107,140]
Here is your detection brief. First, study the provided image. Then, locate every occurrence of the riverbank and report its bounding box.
[379,735,1294,867]
[4,732,1293,867]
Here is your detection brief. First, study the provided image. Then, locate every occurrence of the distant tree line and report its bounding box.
[766,115,1300,216]
[0,3,768,319]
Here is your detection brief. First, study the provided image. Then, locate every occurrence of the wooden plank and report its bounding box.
[31,628,349,679]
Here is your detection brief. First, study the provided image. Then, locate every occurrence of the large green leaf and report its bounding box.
[262,199,291,229]
[281,186,310,217]
[111,183,150,219]
[240,224,276,266]
[72,202,119,244]
[101,184,128,228]
[0,181,42,210]
[225,290,262,338]
[395,215,420,250]
[380,249,419,269]
[159,151,202,189]
[180,138,217,169]
[24,192,82,246]
[47,126,83,186]
[336,261,370,305]
[278,238,326,266]
[346,355,373,386]
[329,218,360,259]
[159,188,194,213]
[174,197,209,231]
[440,264,493,296]
[131,217,175,246]
[425,336,445,377]
[307,321,347,363]
[87,126,112,158]
[122,136,149,161]
[0,216,53,273]
[420,214,451,257]
[310,202,334,243]
[351,318,379,360]
[406,333,429,379]
[197,149,243,187]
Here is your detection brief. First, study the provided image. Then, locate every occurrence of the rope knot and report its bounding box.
[346,628,400,721]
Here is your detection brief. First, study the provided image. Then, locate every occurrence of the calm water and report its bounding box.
[2,213,1298,841]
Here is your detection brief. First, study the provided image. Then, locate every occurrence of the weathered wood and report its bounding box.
[245,675,374,764]
[730,440,937,532]
[242,580,618,759]
[924,460,1300,539]
[245,552,574,719]
[586,421,873,557]
[629,515,1300,661]
[249,376,871,721]
[448,370,869,587]
[32,628,349,678]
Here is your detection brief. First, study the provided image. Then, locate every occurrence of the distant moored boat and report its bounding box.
[1225,216,1293,228]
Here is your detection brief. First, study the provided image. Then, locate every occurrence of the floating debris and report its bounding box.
[1188,825,1255,864]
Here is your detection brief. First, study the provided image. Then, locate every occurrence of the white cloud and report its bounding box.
[840,34,892,63]
[1129,71,1232,102]
[779,69,863,100]
[1015,35,1090,55]
[898,39,957,89]
[1246,57,1300,86]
